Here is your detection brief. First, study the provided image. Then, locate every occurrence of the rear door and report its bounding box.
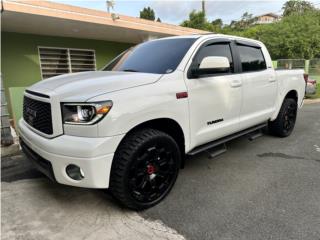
[185,40,242,149]
[236,42,277,129]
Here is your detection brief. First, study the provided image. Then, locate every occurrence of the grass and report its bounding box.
[310,75,320,82]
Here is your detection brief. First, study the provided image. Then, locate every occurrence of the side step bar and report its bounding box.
[206,144,227,159]
[187,123,267,156]
[248,131,263,141]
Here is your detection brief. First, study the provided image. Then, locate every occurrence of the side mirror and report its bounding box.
[192,56,230,77]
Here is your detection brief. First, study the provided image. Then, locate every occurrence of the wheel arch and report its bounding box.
[271,89,299,121]
[115,118,186,168]
[284,90,298,102]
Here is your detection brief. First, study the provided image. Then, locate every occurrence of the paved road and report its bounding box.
[142,103,320,240]
[2,103,320,240]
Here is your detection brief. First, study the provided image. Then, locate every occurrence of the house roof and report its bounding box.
[256,13,280,19]
[1,0,209,43]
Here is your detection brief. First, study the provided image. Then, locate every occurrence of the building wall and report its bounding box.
[1,31,132,117]
[259,16,275,22]
[256,15,278,24]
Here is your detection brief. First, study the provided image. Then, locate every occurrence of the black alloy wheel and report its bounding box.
[283,101,297,134]
[269,98,297,137]
[110,128,181,210]
[129,143,177,203]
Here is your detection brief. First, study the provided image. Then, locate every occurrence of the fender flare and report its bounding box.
[270,90,298,121]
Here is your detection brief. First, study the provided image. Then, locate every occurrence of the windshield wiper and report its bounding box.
[122,69,139,72]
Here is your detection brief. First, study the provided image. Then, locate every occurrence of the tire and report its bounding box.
[269,98,297,137]
[109,128,181,210]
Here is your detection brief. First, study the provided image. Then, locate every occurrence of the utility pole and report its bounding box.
[106,0,115,13]
[202,0,206,16]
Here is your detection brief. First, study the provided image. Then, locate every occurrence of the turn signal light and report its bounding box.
[97,105,112,114]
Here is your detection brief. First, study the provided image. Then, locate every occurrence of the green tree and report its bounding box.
[156,17,161,22]
[211,18,223,28]
[210,18,223,32]
[241,12,253,21]
[140,7,155,21]
[181,10,214,31]
[229,20,237,29]
[181,1,320,59]
[282,0,315,16]
[234,12,257,30]
[223,9,320,59]
[221,12,257,31]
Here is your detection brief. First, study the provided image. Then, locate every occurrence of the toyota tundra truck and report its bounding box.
[19,34,305,210]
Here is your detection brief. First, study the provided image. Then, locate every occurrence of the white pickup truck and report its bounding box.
[19,34,305,210]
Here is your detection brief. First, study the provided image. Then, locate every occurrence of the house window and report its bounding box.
[38,47,96,79]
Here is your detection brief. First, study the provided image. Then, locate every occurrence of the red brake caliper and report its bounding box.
[147,164,155,175]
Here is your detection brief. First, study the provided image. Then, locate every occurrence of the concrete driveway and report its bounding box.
[2,103,320,240]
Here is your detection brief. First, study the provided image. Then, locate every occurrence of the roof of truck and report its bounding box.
[150,34,264,47]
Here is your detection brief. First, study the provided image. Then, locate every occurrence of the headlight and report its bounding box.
[62,101,113,125]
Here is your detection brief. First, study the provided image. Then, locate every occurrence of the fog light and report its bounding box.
[66,164,84,180]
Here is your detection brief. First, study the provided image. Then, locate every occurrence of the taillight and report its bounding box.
[303,73,308,83]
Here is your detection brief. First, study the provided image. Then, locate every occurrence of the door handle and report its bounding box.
[230,79,242,88]
[268,77,276,82]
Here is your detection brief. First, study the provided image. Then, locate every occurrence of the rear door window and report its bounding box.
[237,45,266,72]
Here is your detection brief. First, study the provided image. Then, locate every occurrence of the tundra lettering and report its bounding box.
[19,34,306,210]
[207,119,224,125]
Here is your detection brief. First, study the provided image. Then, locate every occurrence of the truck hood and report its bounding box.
[28,71,162,102]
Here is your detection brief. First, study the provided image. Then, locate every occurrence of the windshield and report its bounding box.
[103,38,197,74]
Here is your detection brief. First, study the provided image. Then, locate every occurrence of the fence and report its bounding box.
[309,59,320,81]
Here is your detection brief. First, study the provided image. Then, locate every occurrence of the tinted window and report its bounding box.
[103,38,196,74]
[237,45,266,72]
[195,43,234,73]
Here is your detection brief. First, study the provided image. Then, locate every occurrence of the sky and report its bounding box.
[52,0,320,24]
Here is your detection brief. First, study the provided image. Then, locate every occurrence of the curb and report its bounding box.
[304,98,320,104]
[1,143,20,157]
[1,126,21,157]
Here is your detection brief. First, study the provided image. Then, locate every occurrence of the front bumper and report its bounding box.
[18,119,124,188]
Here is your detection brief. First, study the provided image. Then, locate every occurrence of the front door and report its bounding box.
[185,41,242,149]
